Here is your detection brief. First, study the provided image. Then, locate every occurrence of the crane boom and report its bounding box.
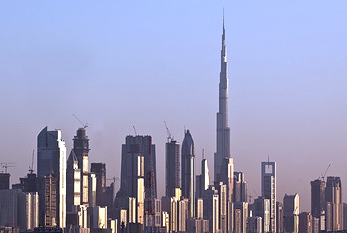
[73,114,88,128]
[164,121,172,142]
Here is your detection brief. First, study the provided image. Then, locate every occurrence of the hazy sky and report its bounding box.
[1,1,347,211]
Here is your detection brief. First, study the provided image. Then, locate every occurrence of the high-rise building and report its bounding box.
[221,157,234,203]
[161,196,178,232]
[325,176,343,231]
[214,14,231,184]
[254,196,270,232]
[165,139,180,198]
[276,201,284,233]
[18,192,39,231]
[310,179,325,230]
[91,163,107,207]
[38,174,57,227]
[203,186,219,233]
[247,216,262,233]
[299,212,313,233]
[233,172,247,203]
[0,173,10,190]
[37,127,66,228]
[196,157,210,199]
[343,203,347,230]
[215,182,227,233]
[66,150,81,212]
[261,161,276,233]
[73,128,90,206]
[234,202,248,233]
[0,189,21,227]
[181,130,195,218]
[115,136,146,225]
[88,173,97,207]
[283,193,299,233]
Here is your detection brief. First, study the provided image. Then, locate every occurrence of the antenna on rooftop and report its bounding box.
[72,114,88,128]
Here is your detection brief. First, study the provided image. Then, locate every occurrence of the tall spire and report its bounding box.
[214,10,231,183]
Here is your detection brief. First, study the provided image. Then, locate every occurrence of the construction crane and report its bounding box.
[0,162,15,173]
[73,114,88,128]
[29,150,35,174]
[164,121,173,142]
[133,125,138,136]
[319,164,331,181]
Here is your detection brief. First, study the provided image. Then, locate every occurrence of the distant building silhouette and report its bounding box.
[91,163,107,207]
[283,193,299,233]
[325,176,343,231]
[165,139,180,198]
[261,161,276,232]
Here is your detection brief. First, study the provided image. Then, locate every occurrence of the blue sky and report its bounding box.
[1,1,347,211]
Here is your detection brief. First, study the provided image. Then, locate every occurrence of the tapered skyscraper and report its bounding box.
[215,15,231,183]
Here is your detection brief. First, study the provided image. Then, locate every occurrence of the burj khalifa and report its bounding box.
[214,17,231,183]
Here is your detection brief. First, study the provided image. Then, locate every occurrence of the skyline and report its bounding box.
[1,1,347,213]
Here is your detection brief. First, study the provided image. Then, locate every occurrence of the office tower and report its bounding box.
[89,173,97,207]
[187,218,209,233]
[196,157,210,198]
[312,217,319,233]
[203,186,219,233]
[181,129,195,218]
[177,199,188,232]
[66,205,88,228]
[0,173,10,190]
[106,181,115,218]
[325,176,343,231]
[38,174,57,227]
[276,201,284,233]
[234,202,249,233]
[310,179,325,231]
[228,201,234,233]
[20,173,39,193]
[215,182,227,232]
[196,198,204,219]
[283,193,299,233]
[254,196,270,232]
[144,198,162,231]
[299,212,313,233]
[18,192,39,230]
[221,157,234,202]
[91,163,107,207]
[67,150,81,212]
[261,161,276,233]
[165,139,180,197]
[73,127,90,206]
[0,189,21,227]
[248,216,262,233]
[215,14,231,184]
[233,172,247,202]
[161,196,178,232]
[37,127,67,228]
[115,136,145,225]
[87,206,108,229]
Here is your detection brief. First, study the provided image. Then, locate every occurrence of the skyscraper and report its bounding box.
[203,186,219,233]
[37,127,66,228]
[0,173,10,190]
[91,163,107,207]
[215,15,231,183]
[325,176,343,231]
[165,139,180,197]
[181,129,195,218]
[233,172,247,203]
[66,150,81,212]
[310,179,325,230]
[196,156,210,199]
[73,127,90,206]
[261,161,276,232]
[283,193,299,233]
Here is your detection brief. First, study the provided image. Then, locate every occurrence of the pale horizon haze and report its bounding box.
[1,1,347,212]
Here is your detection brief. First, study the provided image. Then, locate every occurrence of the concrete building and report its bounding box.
[89,173,97,207]
[18,192,39,230]
[196,157,209,199]
[181,130,195,218]
[91,163,107,207]
[66,205,88,228]
[114,135,146,226]
[67,150,81,212]
[283,193,299,233]
[203,186,219,233]
[261,161,276,233]
[248,216,262,233]
[186,218,209,233]
[234,202,248,233]
[165,139,180,198]
[299,212,312,233]
[254,197,270,232]
[0,173,10,190]
[37,127,67,228]
[177,198,188,232]
[88,206,107,229]
[276,201,284,233]
[0,189,21,227]
[310,179,325,231]
[325,176,343,231]
[38,174,57,227]
[214,15,231,184]
[161,196,178,232]
[73,127,90,206]
[215,182,227,233]
[233,172,247,203]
